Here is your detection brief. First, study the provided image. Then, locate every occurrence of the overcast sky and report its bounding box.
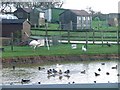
[62,0,120,14]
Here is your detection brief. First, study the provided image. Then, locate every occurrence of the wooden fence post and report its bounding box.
[85,29,88,49]
[117,30,119,45]
[101,30,104,47]
[93,29,95,44]
[68,21,72,44]
[11,32,14,51]
[59,22,61,36]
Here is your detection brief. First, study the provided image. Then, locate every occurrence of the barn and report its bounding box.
[59,9,92,30]
[14,8,45,27]
[1,19,31,45]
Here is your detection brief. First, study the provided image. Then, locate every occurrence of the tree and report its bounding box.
[0,0,64,13]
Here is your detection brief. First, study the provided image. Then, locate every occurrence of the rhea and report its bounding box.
[29,40,42,50]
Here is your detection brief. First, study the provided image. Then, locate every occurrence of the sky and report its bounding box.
[62,0,120,14]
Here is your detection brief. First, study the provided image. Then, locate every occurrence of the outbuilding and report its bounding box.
[1,19,31,44]
[59,9,92,30]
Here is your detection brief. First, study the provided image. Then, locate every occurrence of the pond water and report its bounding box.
[2,60,119,85]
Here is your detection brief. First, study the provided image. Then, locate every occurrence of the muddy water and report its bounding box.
[2,60,119,85]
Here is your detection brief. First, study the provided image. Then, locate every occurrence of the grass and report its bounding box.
[31,20,118,42]
[2,44,118,58]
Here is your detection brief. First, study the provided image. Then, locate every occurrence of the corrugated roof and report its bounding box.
[1,19,26,24]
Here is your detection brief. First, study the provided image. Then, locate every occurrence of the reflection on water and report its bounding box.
[2,60,119,85]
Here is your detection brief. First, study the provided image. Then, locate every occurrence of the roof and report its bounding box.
[35,8,44,12]
[70,10,89,16]
[14,8,32,13]
[60,9,90,16]
[0,14,18,19]
[1,19,26,24]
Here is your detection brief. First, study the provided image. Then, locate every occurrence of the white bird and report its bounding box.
[82,45,87,52]
[71,44,77,49]
[29,40,42,50]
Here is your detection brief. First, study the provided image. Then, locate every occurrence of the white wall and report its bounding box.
[44,9,52,22]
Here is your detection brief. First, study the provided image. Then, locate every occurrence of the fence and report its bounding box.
[31,28,119,45]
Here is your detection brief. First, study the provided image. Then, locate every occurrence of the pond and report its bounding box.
[2,60,119,85]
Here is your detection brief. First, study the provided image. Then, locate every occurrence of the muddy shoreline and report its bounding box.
[1,54,119,67]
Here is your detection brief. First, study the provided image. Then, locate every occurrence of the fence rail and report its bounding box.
[31,28,119,45]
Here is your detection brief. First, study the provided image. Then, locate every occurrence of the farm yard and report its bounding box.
[1,1,120,87]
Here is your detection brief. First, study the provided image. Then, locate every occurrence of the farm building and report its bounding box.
[14,8,45,27]
[44,8,66,23]
[14,8,32,20]
[1,19,31,45]
[59,9,92,30]
[30,8,45,27]
[108,13,119,27]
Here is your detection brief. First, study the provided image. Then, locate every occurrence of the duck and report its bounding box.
[98,68,101,71]
[117,74,120,76]
[80,70,86,74]
[21,79,30,84]
[64,70,70,74]
[106,72,110,75]
[59,70,62,74]
[71,44,77,49]
[53,69,57,74]
[94,72,100,76]
[106,42,112,47]
[38,67,45,70]
[101,63,105,65]
[47,69,52,74]
[111,65,117,69]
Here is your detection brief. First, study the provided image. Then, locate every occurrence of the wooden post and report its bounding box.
[101,30,104,47]
[11,32,14,51]
[68,21,72,44]
[45,23,48,37]
[85,29,88,49]
[93,29,95,44]
[59,22,61,36]
[45,23,48,46]
[117,30,119,45]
